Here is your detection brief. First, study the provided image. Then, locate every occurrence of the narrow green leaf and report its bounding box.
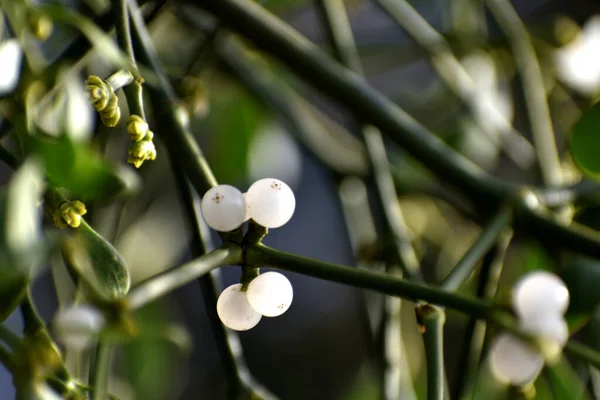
[570,102,600,178]
[62,220,130,300]
[544,358,592,400]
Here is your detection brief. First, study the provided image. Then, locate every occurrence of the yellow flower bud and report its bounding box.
[85,75,121,127]
[28,13,53,41]
[59,201,87,228]
[127,140,157,168]
[127,115,149,142]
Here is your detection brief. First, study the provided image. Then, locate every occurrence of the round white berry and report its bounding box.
[521,314,569,347]
[247,271,293,317]
[217,283,262,331]
[489,333,544,386]
[201,185,247,232]
[52,305,105,350]
[512,271,569,319]
[243,192,251,222]
[245,178,295,229]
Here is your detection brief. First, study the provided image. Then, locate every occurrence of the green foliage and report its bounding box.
[62,220,130,300]
[559,257,600,318]
[122,304,186,400]
[543,359,592,400]
[570,101,600,179]
[32,135,139,200]
[205,82,265,182]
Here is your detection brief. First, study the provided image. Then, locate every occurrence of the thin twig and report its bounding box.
[126,245,242,310]
[248,244,492,317]
[375,0,535,169]
[192,0,513,205]
[189,0,600,260]
[440,205,512,291]
[116,0,146,118]
[244,244,600,369]
[91,343,114,400]
[484,0,562,186]
[419,305,446,400]
[314,0,422,282]
[127,0,218,194]
[453,232,512,400]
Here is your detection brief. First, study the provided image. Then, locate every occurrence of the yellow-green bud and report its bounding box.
[59,201,87,228]
[85,75,121,127]
[127,140,157,168]
[28,13,53,41]
[127,115,149,142]
[86,75,111,110]
[52,211,68,229]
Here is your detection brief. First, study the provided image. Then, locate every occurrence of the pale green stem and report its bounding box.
[420,305,445,400]
[375,0,534,169]
[91,343,113,400]
[456,232,512,400]
[126,245,242,310]
[440,205,512,291]
[484,0,562,186]
[315,0,422,282]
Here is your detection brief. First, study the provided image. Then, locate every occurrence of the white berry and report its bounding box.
[243,192,251,222]
[512,271,569,319]
[217,283,262,331]
[247,272,293,317]
[52,305,105,350]
[489,333,544,386]
[245,178,295,228]
[521,314,569,347]
[201,185,247,232]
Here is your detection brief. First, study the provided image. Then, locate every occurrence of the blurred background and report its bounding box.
[3,0,600,398]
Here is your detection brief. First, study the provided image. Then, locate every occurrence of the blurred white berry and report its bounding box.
[489,333,544,386]
[217,283,262,331]
[245,178,295,228]
[521,314,569,346]
[201,185,247,232]
[247,272,293,317]
[243,192,251,222]
[52,305,105,350]
[520,313,569,361]
[512,271,569,319]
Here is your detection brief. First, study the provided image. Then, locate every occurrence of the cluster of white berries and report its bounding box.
[217,271,294,331]
[490,271,570,386]
[200,178,296,331]
[200,178,296,232]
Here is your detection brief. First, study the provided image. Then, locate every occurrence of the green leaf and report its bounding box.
[559,257,600,319]
[33,135,139,200]
[543,358,592,400]
[122,303,185,400]
[569,101,600,178]
[62,220,130,300]
[205,81,265,183]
